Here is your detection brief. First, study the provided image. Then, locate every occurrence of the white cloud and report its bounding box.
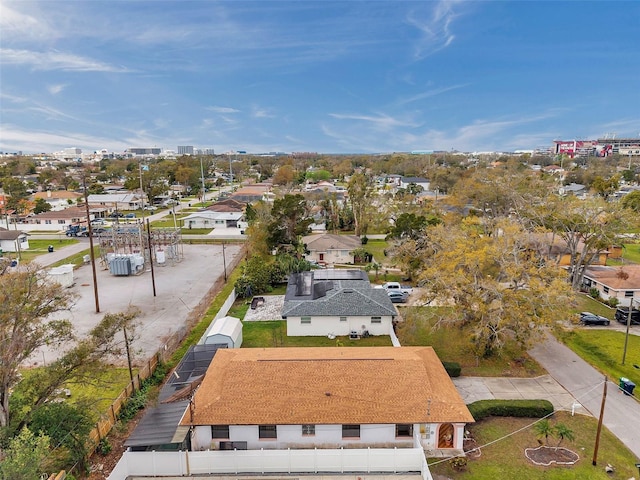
[396,84,469,106]
[0,48,129,72]
[47,84,66,95]
[206,106,241,114]
[406,0,466,59]
[251,106,275,119]
[328,112,421,131]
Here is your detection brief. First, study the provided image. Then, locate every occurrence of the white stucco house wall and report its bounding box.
[582,265,640,307]
[0,228,29,253]
[302,233,361,266]
[184,346,474,453]
[181,211,246,230]
[400,176,430,191]
[281,269,397,337]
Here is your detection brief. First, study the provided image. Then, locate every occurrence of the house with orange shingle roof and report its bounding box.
[182,346,474,454]
[581,265,640,307]
[32,190,83,211]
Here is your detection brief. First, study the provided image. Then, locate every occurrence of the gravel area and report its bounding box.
[243,295,285,321]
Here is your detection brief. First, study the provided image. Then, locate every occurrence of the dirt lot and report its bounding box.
[31,243,244,368]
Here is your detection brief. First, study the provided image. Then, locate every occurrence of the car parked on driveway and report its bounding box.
[387,291,408,304]
[579,312,610,326]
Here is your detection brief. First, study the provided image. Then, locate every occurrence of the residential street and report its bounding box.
[529,335,640,460]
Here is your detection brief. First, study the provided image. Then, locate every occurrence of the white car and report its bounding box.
[143,205,158,211]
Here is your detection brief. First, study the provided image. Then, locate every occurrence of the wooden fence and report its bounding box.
[85,242,246,452]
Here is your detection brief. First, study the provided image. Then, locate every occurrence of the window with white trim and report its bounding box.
[342,424,360,438]
[302,424,315,436]
[259,425,277,439]
[211,425,229,439]
[371,316,382,324]
[301,316,311,324]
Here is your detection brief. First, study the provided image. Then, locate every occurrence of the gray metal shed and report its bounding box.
[201,316,243,348]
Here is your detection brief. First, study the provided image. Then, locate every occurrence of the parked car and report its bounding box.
[579,312,610,326]
[108,212,124,218]
[615,306,640,325]
[90,218,106,226]
[125,213,136,218]
[387,291,408,304]
[144,205,158,211]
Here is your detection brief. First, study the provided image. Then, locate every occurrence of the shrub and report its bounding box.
[442,361,462,377]
[467,399,554,421]
[97,438,112,456]
[607,297,619,308]
[589,288,600,299]
[449,456,468,471]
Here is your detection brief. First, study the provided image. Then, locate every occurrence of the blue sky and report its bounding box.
[1,1,639,155]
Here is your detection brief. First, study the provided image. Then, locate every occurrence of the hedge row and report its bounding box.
[442,361,461,377]
[468,399,554,421]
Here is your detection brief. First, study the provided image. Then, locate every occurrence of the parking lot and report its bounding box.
[30,243,244,367]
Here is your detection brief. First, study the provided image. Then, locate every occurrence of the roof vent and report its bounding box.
[325,392,332,396]
[343,289,354,293]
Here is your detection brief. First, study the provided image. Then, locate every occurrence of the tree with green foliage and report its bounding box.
[1,177,29,214]
[267,194,312,249]
[387,212,439,240]
[621,190,640,212]
[33,197,52,214]
[29,402,93,473]
[347,173,374,236]
[554,423,575,447]
[0,264,75,428]
[533,419,553,445]
[0,427,51,480]
[412,217,573,358]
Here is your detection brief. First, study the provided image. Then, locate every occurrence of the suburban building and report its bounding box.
[302,233,361,266]
[582,265,640,307]
[199,316,243,348]
[0,228,29,253]
[184,346,474,453]
[400,176,430,191]
[87,193,143,212]
[180,211,247,231]
[281,269,397,337]
[32,190,83,211]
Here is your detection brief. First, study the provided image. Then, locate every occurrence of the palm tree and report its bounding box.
[554,424,575,447]
[533,419,553,446]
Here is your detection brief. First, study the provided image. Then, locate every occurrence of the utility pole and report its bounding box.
[200,157,206,204]
[146,218,157,297]
[123,326,134,394]
[83,174,100,313]
[592,377,607,466]
[222,241,227,282]
[622,299,637,365]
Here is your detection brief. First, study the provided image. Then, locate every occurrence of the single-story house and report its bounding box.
[32,190,83,211]
[581,265,640,307]
[180,211,247,230]
[18,206,93,232]
[0,228,29,253]
[559,183,587,197]
[184,346,474,454]
[87,193,143,211]
[400,176,430,191]
[528,233,609,267]
[229,184,272,204]
[281,269,397,337]
[203,198,245,213]
[302,233,361,266]
[199,316,243,348]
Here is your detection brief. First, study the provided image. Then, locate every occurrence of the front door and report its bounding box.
[438,423,454,448]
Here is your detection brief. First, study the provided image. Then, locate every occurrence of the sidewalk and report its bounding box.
[31,241,91,268]
[530,335,640,460]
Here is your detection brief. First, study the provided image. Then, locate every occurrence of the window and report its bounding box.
[340,316,347,322]
[302,424,315,436]
[371,316,382,324]
[301,316,311,324]
[396,424,413,437]
[211,425,229,439]
[625,291,634,297]
[259,425,277,439]
[342,424,360,438]
[603,287,609,294]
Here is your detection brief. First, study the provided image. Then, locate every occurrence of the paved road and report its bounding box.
[530,335,640,460]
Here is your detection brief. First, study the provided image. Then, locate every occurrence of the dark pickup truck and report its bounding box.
[615,306,640,325]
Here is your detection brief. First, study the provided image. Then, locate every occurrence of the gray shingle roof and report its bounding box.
[282,270,396,318]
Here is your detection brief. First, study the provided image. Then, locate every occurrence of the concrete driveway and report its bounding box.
[453,375,584,414]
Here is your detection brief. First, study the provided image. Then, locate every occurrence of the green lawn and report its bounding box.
[429,411,639,478]
[241,320,392,348]
[556,329,640,388]
[364,238,388,264]
[396,307,546,377]
[622,243,640,264]
[17,238,78,263]
[573,294,616,318]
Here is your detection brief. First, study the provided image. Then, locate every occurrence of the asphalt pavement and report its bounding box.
[530,335,640,460]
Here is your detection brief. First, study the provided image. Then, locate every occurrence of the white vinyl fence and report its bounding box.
[108,447,432,480]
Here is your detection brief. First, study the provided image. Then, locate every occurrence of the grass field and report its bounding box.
[396,307,546,377]
[14,238,78,263]
[622,243,640,264]
[241,320,393,348]
[429,411,639,478]
[556,328,640,388]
